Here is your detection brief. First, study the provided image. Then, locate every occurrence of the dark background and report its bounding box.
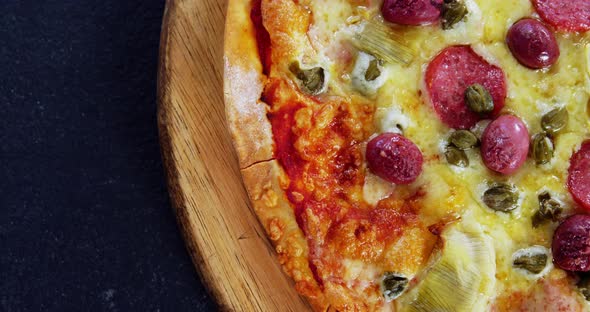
[1,1,216,311]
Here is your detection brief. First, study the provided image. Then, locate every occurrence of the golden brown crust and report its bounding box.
[241,160,328,311]
[224,0,328,310]
[223,0,273,169]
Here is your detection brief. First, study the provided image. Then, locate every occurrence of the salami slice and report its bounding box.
[533,0,590,32]
[568,140,590,211]
[366,133,423,184]
[552,214,590,271]
[425,45,507,129]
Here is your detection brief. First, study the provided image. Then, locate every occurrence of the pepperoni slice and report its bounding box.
[425,46,507,129]
[552,214,590,272]
[568,141,590,211]
[533,0,590,32]
[382,0,442,26]
[366,133,423,184]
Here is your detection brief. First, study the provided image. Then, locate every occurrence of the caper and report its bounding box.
[449,130,478,150]
[442,0,468,30]
[532,191,562,227]
[483,183,519,212]
[365,58,382,81]
[381,272,408,302]
[465,84,494,115]
[289,62,325,95]
[531,212,544,228]
[578,273,590,301]
[513,253,547,274]
[541,107,568,135]
[532,132,554,165]
[445,146,469,167]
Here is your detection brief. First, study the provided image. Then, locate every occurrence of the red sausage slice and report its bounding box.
[533,0,590,32]
[481,115,530,175]
[568,141,590,211]
[366,133,423,184]
[425,46,507,129]
[506,18,560,69]
[552,214,590,272]
[382,0,442,26]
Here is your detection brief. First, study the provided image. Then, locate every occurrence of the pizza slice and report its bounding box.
[224,0,590,310]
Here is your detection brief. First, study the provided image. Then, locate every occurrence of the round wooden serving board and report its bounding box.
[157,0,310,310]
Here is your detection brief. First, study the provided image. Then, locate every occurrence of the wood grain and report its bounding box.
[157,0,310,310]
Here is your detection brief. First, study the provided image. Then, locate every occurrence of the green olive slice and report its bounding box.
[465,84,494,115]
[365,58,382,81]
[289,62,325,95]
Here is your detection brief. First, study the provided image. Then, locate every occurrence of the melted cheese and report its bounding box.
[363,171,395,206]
[300,0,590,310]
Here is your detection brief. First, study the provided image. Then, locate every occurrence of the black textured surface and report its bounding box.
[1,1,217,311]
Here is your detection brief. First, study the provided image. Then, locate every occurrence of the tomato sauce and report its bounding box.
[250,0,272,75]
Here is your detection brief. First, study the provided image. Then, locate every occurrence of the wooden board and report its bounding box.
[157,0,311,310]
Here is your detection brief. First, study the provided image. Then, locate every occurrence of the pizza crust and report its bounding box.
[241,160,328,311]
[224,0,274,169]
[224,0,328,310]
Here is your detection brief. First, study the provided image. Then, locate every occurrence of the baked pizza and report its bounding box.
[223,0,590,310]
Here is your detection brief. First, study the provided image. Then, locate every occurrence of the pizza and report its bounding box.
[223,0,590,310]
